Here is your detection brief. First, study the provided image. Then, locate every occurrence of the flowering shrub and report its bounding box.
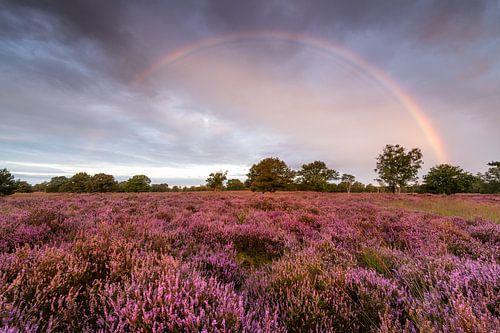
[0,192,498,332]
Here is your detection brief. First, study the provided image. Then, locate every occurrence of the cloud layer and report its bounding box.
[1,0,499,184]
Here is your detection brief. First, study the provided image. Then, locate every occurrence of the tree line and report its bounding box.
[1,144,499,195]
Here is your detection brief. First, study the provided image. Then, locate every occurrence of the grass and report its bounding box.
[384,195,500,224]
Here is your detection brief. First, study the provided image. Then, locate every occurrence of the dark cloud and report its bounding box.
[0,0,499,184]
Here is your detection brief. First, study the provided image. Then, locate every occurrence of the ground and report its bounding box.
[0,192,498,332]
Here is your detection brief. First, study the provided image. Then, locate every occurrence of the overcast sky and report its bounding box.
[1,0,499,185]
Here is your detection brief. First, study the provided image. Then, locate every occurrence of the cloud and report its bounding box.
[0,0,499,184]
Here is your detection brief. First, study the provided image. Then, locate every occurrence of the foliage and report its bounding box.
[14,180,33,193]
[66,172,92,192]
[375,144,423,193]
[89,173,117,192]
[206,171,228,191]
[481,161,500,193]
[226,179,246,191]
[340,173,355,193]
[151,183,170,192]
[247,157,295,193]
[32,182,48,192]
[0,168,17,195]
[296,161,339,191]
[0,192,498,332]
[122,175,151,192]
[45,176,70,193]
[423,164,477,195]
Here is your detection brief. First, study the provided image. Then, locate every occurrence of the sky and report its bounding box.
[1,0,499,186]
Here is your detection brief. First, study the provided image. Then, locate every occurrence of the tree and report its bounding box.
[340,173,356,194]
[226,179,245,191]
[15,180,33,193]
[375,144,423,193]
[0,168,17,195]
[296,161,339,191]
[423,164,476,195]
[89,173,117,192]
[151,183,170,192]
[46,176,70,193]
[481,161,500,193]
[66,172,92,192]
[122,175,151,192]
[206,171,227,191]
[33,182,48,192]
[247,157,295,193]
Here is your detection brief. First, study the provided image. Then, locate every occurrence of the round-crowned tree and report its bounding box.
[247,157,295,193]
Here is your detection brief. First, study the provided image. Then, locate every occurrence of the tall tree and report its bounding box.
[46,176,70,193]
[296,161,339,191]
[206,171,228,191]
[67,172,92,192]
[375,144,423,193]
[122,175,151,192]
[247,157,295,193]
[481,161,500,193]
[0,168,17,195]
[423,164,476,195]
[340,173,356,194]
[89,173,117,192]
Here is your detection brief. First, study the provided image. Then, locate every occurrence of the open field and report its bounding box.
[0,192,499,332]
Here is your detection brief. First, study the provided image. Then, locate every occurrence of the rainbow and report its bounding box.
[135,31,447,163]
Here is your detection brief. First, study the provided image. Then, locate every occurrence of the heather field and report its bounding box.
[0,193,499,332]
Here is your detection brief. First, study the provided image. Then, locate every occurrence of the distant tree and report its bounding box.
[206,171,228,191]
[0,168,17,195]
[351,181,365,193]
[46,176,70,193]
[297,161,339,191]
[481,161,500,193]
[171,185,180,192]
[66,172,91,192]
[340,174,356,194]
[365,183,378,193]
[122,175,151,192]
[226,178,245,191]
[375,144,423,193]
[33,182,48,192]
[151,183,170,192]
[247,157,295,193]
[89,173,117,192]
[423,164,476,194]
[15,180,33,193]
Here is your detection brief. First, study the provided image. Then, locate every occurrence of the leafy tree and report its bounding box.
[226,179,245,191]
[122,175,151,192]
[66,172,92,192]
[351,181,365,193]
[206,171,228,191]
[423,164,477,194]
[46,176,70,193]
[296,161,339,191]
[247,157,295,193]
[33,182,48,192]
[481,161,500,193]
[89,173,117,192]
[365,183,378,193]
[0,168,17,195]
[340,174,356,194]
[151,183,170,192]
[15,180,33,193]
[375,144,423,193]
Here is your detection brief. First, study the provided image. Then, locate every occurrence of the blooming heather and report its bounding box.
[0,192,498,332]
